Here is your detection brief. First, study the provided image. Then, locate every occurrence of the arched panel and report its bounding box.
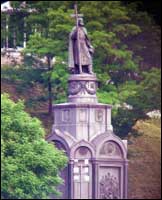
[46,128,77,152]
[99,140,123,158]
[53,140,68,156]
[47,132,71,157]
[70,139,95,159]
[91,132,127,159]
[70,141,94,199]
[75,146,92,159]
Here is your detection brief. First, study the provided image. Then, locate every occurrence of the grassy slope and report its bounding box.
[1,77,161,199]
[1,79,53,135]
[128,119,161,199]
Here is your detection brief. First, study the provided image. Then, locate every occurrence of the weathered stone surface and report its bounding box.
[47,4,128,198]
[53,102,113,141]
[47,130,128,199]
[68,74,98,103]
[47,68,128,199]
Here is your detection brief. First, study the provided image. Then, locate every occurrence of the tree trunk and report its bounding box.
[47,56,53,115]
[13,30,16,49]
[23,18,27,48]
[6,15,9,49]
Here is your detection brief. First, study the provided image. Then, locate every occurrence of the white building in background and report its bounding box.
[1,1,13,11]
[1,1,35,51]
[146,110,161,118]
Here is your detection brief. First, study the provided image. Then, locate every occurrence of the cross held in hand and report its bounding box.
[70,3,83,27]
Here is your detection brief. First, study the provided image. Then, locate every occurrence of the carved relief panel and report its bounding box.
[62,109,70,122]
[79,109,87,122]
[99,141,122,158]
[85,81,96,95]
[68,80,96,96]
[99,167,121,199]
[95,109,104,122]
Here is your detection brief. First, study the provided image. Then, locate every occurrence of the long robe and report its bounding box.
[68,26,93,70]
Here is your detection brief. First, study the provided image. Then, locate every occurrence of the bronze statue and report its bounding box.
[68,4,94,74]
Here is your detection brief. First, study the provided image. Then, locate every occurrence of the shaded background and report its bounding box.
[1,0,161,25]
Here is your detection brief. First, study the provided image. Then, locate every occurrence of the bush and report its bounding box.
[1,93,68,199]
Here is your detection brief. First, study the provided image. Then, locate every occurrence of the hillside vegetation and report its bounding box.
[1,78,161,199]
[128,119,161,199]
[1,1,161,199]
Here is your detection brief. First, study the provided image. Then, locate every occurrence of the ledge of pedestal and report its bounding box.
[68,73,97,81]
[53,102,112,109]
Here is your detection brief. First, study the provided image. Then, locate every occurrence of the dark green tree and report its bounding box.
[79,1,141,86]
[125,2,161,70]
[113,68,161,137]
[24,2,73,114]
[127,68,161,113]
[25,34,59,114]
[1,12,6,48]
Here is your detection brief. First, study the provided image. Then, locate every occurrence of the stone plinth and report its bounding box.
[68,74,98,103]
[47,72,128,199]
[53,103,113,141]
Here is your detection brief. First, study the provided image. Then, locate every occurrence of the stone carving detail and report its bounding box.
[78,147,89,155]
[75,147,92,159]
[85,81,96,94]
[95,110,103,122]
[62,109,70,122]
[100,172,119,199]
[100,141,122,157]
[69,81,82,95]
[79,109,87,122]
[69,80,96,95]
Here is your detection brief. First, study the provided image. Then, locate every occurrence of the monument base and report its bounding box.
[47,73,128,199]
[68,74,98,103]
[53,102,113,141]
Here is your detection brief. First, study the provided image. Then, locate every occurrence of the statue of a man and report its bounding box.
[68,18,94,74]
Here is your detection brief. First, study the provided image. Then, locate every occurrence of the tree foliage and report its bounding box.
[67,1,141,86]
[1,94,68,199]
[1,1,161,136]
[113,68,161,137]
[127,68,161,113]
[20,1,160,92]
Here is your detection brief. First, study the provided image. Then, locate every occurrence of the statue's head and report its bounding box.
[78,18,84,26]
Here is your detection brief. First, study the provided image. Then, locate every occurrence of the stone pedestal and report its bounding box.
[52,103,113,141]
[68,74,98,103]
[47,73,128,199]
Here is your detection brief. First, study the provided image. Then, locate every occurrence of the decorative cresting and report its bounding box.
[68,74,98,103]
